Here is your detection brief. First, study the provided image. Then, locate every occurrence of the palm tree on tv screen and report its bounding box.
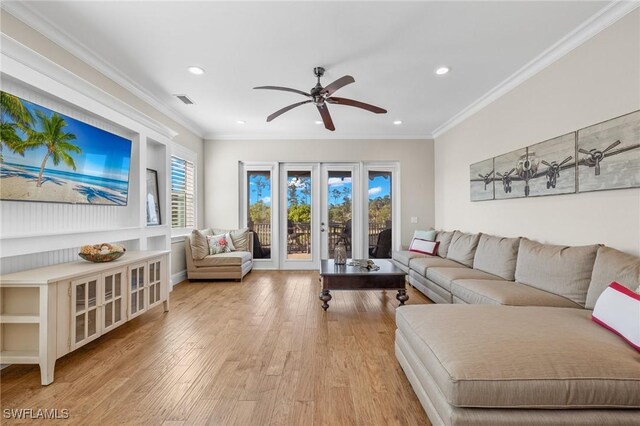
[0,92,34,162]
[23,111,81,187]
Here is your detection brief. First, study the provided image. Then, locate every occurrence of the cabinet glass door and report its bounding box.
[102,268,126,332]
[148,259,162,307]
[71,274,101,349]
[129,263,147,318]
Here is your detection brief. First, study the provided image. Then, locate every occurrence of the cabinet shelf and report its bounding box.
[0,350,39,364]
[0,314,40,324]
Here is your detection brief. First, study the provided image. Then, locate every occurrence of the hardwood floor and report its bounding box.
[1,271,431,425]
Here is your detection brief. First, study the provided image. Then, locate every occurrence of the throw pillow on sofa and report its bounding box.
[190,228,213,260]
[592,282,640,351]
[413,229,437,241]
[409,239,439,256]
[207,233,234,255]
[435,230,455,258]
[212,228,250,251]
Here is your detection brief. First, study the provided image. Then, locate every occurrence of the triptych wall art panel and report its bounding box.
[469,110,640,201]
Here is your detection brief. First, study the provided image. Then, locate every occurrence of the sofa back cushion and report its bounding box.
[190,228,213,260]
[473,234,520,280]
[435,231,455,258]
[212,228,250,251]
[446,231,481,267]
[585,246,640,310]
[515,238,599,307]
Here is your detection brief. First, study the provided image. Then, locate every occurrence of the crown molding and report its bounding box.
[1,1,206,139]
[1,33,178,140]
[431,0,640,139]
[203,133,434,141]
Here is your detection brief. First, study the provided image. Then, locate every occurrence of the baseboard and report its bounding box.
[171,270,187,286]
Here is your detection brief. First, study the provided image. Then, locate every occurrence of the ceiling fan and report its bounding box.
[253,67,387,131]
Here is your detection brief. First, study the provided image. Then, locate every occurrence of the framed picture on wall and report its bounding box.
[469,158,495,201]
[146,169,161,226]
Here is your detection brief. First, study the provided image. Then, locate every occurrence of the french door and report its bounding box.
[241,161,398,270]
[280,164,320,270]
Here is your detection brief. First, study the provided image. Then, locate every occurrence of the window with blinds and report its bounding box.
[171,156,195,229]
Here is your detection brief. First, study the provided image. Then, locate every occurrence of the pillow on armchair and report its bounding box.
[207,233,235,255]
[190,228,213,260]
[212,227,250,251]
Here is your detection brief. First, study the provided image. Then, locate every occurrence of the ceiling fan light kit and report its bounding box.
[254,66,387,131]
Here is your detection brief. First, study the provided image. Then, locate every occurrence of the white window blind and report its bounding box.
[171,156,195,229]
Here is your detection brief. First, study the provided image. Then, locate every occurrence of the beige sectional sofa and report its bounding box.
[392,231,640,425]
[185,228,253,280]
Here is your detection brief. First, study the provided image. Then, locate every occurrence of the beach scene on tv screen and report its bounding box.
[0,91,131,206]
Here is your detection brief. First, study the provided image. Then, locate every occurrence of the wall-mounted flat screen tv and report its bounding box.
[0,91,131,206]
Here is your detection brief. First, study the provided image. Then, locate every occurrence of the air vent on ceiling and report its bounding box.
[174,94,194,105]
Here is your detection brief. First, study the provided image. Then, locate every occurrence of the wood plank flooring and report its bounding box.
[1,271,431,425]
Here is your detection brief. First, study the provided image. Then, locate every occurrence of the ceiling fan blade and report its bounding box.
[326,97,387,114]
[266,100,312,122]
[320,75,355,96]
[254,86,311,97]
[317,104,335,131]
[603,140,621,153]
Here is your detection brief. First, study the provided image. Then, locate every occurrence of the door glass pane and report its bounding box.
[139,267,145,287]
[156,282,161,301]
[115,273,121,297]
[76,283,85,313]
[88,280,97,308]
[105,275,113,301]
[138,291,144,310]
[327,171,352,259]
[88,309,96,336]
[149,285,155,304]
[155,262,161,281]
[368,171,392,259]
[105,302,113,327]
[115,299,121,322]
[75,315,85,343]
[131,292,137,314]
[131,269,138,291]
[247,171,271,259]
[150,262,155,282]
[287,171,312,260]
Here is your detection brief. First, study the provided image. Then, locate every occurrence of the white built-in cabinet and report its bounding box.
[0,251,169,385]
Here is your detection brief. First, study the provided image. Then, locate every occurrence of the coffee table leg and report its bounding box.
[319,289,332,311]
[396,289,409,305]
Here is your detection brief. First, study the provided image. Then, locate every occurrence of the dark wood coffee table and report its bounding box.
[319,259,408,310]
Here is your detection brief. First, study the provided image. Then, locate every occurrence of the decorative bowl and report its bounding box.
[78,251,125,263]
[78,243,126,263]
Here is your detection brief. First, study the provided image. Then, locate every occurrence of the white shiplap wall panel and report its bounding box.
[0,239,139,275]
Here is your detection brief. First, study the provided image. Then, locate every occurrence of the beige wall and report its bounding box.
[2,10,205,275]
[434,10,640,255]
[204,139,435,246]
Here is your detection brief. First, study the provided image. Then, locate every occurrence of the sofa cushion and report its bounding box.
[435,231,455,258]
[586,246,640,310]
[446,231,481,267]
[410,257,465,277]
[452,279,582,308]
[426,267,501,292]
[212,228,250,251]
[190,228,213,260]
[192,251,252,267]
[392,250,427,268]
[515,238,599,307]
[396,305,640,408]
[473,234,520,280]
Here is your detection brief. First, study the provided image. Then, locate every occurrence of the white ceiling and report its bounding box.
[6,1,613,139]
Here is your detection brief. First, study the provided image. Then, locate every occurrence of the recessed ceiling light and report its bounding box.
[435,66,450,75]
[236,120,246,125]
[393,120,403,125]
[314,120,323,125]
[188,66,205,75]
